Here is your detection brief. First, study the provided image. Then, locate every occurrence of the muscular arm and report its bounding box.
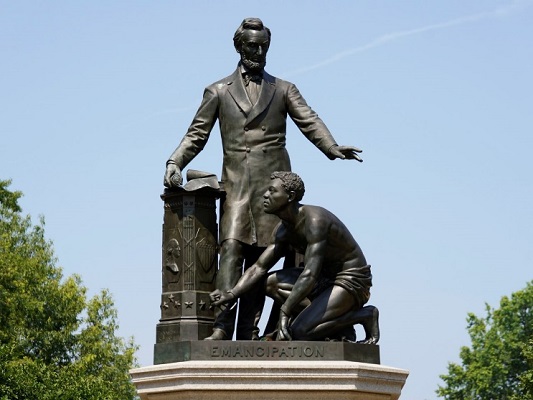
[280,240,326,316]
[231,240,286,297]
[210,237,287,309]
[280,211,330,316]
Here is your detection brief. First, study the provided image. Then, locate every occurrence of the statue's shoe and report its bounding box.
[204,328,228,340]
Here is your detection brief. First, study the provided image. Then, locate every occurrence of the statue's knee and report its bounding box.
[363,305,379,320]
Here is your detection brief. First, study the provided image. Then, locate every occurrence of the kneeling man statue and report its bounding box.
[211,171,379,344]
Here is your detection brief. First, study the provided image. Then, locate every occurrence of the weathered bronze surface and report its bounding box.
[163,17,364,340]
[155,186,222,351]
[211,172,380,344]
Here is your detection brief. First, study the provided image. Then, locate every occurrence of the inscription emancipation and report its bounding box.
[211,343,325,359]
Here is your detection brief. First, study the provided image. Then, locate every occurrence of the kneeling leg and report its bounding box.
[289,286,379,344]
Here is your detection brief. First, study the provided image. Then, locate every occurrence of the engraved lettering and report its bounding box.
[208,344,326,359]
[288,346,296,357]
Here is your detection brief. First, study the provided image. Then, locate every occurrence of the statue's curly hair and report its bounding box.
[271,171,305,202]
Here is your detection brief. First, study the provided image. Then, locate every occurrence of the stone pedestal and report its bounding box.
[130,360,409,400]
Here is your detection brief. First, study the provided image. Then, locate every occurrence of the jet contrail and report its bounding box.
[284,0,531,77]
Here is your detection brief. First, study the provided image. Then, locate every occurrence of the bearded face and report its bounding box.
[239,29,269,72]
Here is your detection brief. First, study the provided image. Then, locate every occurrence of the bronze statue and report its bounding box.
[164,17,363,341]
[211,172,379,343]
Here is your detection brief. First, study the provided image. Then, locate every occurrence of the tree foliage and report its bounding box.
[437,281,533,399]
[0,179,138,399]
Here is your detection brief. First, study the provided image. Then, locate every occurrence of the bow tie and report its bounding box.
[243,73,262,86]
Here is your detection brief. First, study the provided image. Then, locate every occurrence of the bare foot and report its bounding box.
[357,305,380,345]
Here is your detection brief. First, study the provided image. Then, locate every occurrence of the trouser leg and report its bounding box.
[236,245,266,340]
[212,239,244,338]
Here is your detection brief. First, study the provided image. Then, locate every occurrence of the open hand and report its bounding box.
[329,145,363,162]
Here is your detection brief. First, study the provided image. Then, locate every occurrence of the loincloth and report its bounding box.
[334,265,372,307]
[307,265,372,307]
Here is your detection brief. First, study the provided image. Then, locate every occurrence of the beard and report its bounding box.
[241,56,266,73]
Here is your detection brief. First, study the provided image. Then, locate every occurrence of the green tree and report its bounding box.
[520,339,533,398]
[0,179,138,399]
[437,281,533,399]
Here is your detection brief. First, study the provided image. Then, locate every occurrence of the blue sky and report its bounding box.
[1,1,532,398]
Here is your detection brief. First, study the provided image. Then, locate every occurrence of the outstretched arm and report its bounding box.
[286,84,363,163]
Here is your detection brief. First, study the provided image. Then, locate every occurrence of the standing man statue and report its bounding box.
[164,18,363,341]
[210,172,379,344]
